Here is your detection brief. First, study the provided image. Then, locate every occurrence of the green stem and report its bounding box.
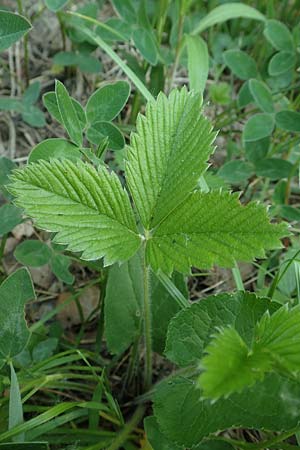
[232,261,245,291]
[17,0,29,87]
[106,405,145,450]
[167,3,185,92]
[142,243,152,390]
[0,234,8,262]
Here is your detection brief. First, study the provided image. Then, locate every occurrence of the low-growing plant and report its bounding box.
[2,2,300,449]
[6,85,296,448]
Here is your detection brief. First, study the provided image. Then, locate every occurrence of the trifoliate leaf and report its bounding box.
[9,159,141,265]
[126,88,216,229]
[146,191,287,274]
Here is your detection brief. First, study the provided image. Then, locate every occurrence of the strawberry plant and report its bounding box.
[2,1,300,448]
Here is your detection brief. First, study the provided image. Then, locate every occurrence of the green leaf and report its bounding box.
[165,292,276,367]
[0,204,23,236]
[144,416,181,450]
[44,0,68,12]
[9,364,24,442]
[185,34,209,95]
[199,327,269,399]
[132,27,158,66]
[32,338,58,363]
[104,253,143,354]
[43,92,86,131]
[193,3,265,34]
[275,110,300,132]
[154,374,300,447]
[0,268,35,361]
[28,138,82,163]
[21,105,45,128]
[0,97,22,112]
[238,81,253,108]
[50,253,74,284]
[268,51,296,76]
[146,191,286,275]
[53,51,102,74]
[0,442,49,449]
[223,50,257,80]
[255,158,293,180]
[0,156,16,199]
[243,113,275,142]
[23,81,41,105]
[264,19,294,52]
[14,240,52,267]
[249,79,274,113]
[217,160,254,184]
[0,11,31,52]
[199,305,300,399]
[86,81,130,123]
[105,253,186,355]
[209,82,231,105]
[9,159,141,265]
[126,88,215,230]
[55,80,83,147]
[244,137,270,163]
[87,121,125,149]
[151,272,187,354]
[111,0,136,24]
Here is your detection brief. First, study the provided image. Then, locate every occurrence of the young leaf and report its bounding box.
[9,159,141,265]
[0,11,31,52]
[0,268,35,362]
[199,305,300,400]
[55,80,83,147]
[126,88,215,229]
[264,19,294,52]
[199,327,270,399]
[146,191,286,274]
[223,50,257,80]
[185,34,209,95]
[86,81,130,123]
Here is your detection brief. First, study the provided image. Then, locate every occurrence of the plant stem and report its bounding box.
[17,0,29,87]
[106,405,145,450]
[167,3,185,92]
[142,241,152,390]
